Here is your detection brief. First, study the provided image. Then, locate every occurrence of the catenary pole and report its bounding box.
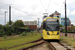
[65,0,67,36]
[9,6,11,28]
[4,11,7,33]
[5,11,7,26]
[38,18,39,32]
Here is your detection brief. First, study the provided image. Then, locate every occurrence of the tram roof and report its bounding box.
[43,17,59,21]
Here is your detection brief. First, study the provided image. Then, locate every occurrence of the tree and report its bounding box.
[60,24,63,27]
[6,21,14,25]
[0,29,5,37]
[71,26,75,31]
[12,20,25,34]
[13,20,24,28]
[0,24,5,36]
[0,24,4,29]
[5,25,12,36]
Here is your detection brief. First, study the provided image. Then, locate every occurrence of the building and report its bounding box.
[42,11,71,30]
[49,11,61,18]
[49,11,71,27]
[61,17,71,26]
[71,24,74,26]
[41,11,61,29]
[49,11,61,24]
[23,20,37,30]
[60,17,71,30]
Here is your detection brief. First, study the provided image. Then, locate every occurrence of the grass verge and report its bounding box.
[0,33,41,49]
[8,43,36,50]
[0,33,36,41]
[60,36,75,48]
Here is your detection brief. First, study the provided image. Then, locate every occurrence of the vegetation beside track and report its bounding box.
[0,32,36,41]
[0,33,42,49]
[60,36,75,48]
[8,43,36,50]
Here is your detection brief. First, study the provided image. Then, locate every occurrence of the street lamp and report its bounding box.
[5,11,7,26]
[4,11,7,33]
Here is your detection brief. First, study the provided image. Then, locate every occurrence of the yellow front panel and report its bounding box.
[43,17,59,21]
[43,29,60,40]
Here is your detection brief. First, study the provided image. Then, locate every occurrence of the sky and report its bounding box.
[0,0,75,26]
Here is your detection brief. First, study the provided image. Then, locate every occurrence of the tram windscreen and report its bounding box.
[46,19,59,31]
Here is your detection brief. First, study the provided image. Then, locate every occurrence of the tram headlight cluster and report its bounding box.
[47,32,50,35]
[57,32,59,35]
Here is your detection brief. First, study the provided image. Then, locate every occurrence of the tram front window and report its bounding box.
[46,21,59,31]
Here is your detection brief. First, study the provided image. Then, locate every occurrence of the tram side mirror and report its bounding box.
[57,20,59,22]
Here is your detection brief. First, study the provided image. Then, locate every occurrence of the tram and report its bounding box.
[43,17,60,40]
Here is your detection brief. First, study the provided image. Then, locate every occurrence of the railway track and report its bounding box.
[48,42,72,50]
[20,39,44,50]
[20,39,72,50]
[0,38,43,50]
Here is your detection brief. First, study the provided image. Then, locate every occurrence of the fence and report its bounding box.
[60,32,75,38]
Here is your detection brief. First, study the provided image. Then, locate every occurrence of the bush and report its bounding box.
[0,24,15,37]
[15,30,18,34]
[17,32,21,35]
[62,30,75,33]
[27,32,30,35]
[31,31,33,34]
[0,29,5,37]
[11,27,14,33]
[0,32,4,37]
[20,32,27,36]
[19,34,22,36]
[0,29,4,33]
[6,31,12,36]
[62,30,66,33]
[3,35,7,39]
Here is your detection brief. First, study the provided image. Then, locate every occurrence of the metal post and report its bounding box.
[65,0,67,36]
[34,20,35,30]
[38,18,39,32]
[9,6,11,28]
[4,11,7,33]
[5,11,7,26]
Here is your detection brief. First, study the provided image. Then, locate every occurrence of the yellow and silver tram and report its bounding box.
[43,17,60,40]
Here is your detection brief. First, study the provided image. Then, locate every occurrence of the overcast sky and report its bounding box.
[0,0,75,25]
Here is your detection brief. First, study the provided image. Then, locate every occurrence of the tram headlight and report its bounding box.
[47,32,50,35]
[57,32,59,35]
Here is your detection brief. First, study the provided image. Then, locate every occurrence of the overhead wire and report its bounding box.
[40,0,51,12]
[11,7,35,20]
[0,2,35,20]
[40,0,51,22]
[40,0,46,11]
[0,2,9,6]
[47,0,51,11]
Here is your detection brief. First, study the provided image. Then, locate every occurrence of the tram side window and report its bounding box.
[43,22,46,29]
